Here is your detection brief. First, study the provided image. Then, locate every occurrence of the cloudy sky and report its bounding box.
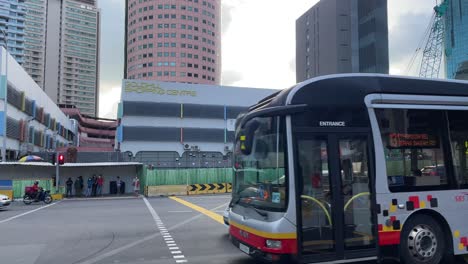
[98,0,433,118]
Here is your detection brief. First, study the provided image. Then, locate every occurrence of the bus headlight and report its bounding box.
[266,240,282,249]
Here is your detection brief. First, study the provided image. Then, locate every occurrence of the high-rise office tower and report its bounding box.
[125,0,221,84]
[296,0,389,82]
[0,0,26,64]
[23,0,47,88]
[44,0,100,117]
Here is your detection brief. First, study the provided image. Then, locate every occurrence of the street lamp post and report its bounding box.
[1,29,8,162]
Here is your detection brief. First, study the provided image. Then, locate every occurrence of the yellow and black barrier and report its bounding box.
[187,183,232,195]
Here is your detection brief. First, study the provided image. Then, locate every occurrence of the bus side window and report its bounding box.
[375,109,449,191]
[448,111,468,188]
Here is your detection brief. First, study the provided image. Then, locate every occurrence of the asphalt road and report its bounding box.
[0,195,254,264]
[0,195,465,264]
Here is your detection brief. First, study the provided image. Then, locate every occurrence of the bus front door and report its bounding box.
[295,133,377,263]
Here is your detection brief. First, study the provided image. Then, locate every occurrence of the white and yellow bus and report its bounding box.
[229,74,468,264]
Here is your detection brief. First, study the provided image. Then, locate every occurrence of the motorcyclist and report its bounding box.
[31,181,43,201]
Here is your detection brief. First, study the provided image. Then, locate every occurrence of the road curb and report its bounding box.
[63,196,141,201]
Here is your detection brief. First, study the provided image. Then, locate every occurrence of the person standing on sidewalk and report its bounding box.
[66,178,73,198]
[116,176,122,195]
[74,177,82,197]
[96,174,104,196]
[79,176,84,195]
[86,177,93,197]
[132,176,140,197]
[91,175,97,197]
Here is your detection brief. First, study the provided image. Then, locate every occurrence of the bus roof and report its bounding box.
[250,74,468,111]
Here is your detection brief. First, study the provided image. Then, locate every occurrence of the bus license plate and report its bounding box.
[239,243,250,254]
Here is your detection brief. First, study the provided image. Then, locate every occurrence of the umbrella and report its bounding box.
[18,155,44,162]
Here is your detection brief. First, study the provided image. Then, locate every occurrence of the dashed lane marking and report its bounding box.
[143,197,188,263]
[75,199,228,264]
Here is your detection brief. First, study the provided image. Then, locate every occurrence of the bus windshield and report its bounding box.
[232,116,287,212]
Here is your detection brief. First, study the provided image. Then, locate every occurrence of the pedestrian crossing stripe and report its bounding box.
[187,183,232,195]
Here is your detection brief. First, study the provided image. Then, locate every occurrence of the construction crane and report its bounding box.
[419,0,449,78]
[406,0,449,78]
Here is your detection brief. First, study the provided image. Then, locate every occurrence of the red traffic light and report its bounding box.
[58,154,65,165]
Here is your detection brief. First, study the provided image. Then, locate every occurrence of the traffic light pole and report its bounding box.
[56,151,59,193]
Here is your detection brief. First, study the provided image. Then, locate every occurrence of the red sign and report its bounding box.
[388,133,438,149]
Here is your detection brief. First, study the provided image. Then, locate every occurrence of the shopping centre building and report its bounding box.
[116,79,277,167]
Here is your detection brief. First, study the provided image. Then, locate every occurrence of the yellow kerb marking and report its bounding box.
[389,204,397,213]
[169,196,224,225]
[459,243,465,251]
[454,230,460,238]
[420,201,426,208]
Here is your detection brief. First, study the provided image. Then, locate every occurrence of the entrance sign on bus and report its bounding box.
[319,121,346,127]
[388,133,438,148]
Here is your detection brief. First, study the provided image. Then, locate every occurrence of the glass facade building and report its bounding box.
[0,0,26,64]
[445,0,468,80]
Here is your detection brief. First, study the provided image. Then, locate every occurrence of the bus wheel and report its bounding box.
[400,215,445,264]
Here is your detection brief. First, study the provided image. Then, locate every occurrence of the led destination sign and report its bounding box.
[388,133,439,149]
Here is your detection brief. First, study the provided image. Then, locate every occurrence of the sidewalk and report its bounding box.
[63,194,142,201]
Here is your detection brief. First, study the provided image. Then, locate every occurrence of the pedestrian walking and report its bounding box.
[97,174,104,196]
[132,176,140,197]
[91,175,97,197]
[74,177,82,197]
[86,177,93,197]
[66,178,73,198]
[116,176,122,195]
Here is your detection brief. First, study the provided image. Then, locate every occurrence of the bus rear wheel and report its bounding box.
[400,215,446,264]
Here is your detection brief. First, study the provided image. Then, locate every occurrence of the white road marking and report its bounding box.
[169,247,179,250]
[0,201,61,224]
[142,197,188,263]
[77,198,230,264]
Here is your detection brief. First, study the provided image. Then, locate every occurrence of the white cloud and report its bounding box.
[99,86,121,119]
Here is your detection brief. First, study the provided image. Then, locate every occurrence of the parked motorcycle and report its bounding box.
[23,189,53,205]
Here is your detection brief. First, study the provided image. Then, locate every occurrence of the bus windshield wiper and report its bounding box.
[240,200,268,218]
[252,207,268,217]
